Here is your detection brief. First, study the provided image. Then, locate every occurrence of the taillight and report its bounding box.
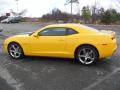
[111,36,115,40]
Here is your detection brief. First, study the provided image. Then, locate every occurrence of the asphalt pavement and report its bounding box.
[0,22,120,90]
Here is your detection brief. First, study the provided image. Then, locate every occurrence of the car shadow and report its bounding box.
[6,55,117,74]
[9,56,73,64]
[9,56,112,67]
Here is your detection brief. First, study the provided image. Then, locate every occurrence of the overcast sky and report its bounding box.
[0,0,120,17]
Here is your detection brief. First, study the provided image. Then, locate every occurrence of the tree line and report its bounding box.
[40,8,79,23]
[81,6,120,24]
[40,6,120,25]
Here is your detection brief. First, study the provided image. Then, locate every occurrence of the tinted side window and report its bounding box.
[67,28,78,35]
[39,28,66,36]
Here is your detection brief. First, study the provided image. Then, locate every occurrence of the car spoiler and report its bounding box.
[101,30,116,39]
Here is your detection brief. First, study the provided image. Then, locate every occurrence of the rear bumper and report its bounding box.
[98,39,117,59]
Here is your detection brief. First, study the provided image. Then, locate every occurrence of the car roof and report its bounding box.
[43,23,99,33]
[46,23,81,28]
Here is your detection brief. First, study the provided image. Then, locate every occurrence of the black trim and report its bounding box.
[38,27,79,36]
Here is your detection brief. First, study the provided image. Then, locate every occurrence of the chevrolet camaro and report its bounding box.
[4,24,117,65]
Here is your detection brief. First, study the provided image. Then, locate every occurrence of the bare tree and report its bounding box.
[114,0,120,9]
[10,9,27,17]
[65,0,79,15]
[91,0,100,24]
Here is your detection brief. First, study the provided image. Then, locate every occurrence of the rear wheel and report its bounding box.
[8,43,24,59]
[75,45,99,65]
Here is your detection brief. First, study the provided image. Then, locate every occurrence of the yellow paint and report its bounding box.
[4,23,117,59]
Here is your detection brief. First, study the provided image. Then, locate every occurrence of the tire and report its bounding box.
[8,42,24,59]
[75,45,99,65]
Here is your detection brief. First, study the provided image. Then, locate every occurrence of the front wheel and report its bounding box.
[8,43,24,59]
[75,45,99,65]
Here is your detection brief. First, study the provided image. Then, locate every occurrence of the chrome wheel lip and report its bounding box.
[78,48,95,65]
[9,44,22,59]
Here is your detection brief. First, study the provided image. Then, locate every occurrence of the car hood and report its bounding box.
[18,32,33,35]
[6,32,33,39]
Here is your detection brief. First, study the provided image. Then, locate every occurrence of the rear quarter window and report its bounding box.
[79,25,100,32]
[67,28,78,35]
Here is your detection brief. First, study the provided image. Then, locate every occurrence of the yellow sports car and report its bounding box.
[4,24,117,65]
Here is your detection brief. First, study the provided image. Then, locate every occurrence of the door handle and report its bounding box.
[59,39,64,41]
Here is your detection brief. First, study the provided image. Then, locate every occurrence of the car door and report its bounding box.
[30,27,67,57]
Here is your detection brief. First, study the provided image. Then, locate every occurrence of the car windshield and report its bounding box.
[79,25,100,32]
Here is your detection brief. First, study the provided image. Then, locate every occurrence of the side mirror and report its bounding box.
[33,33,38,37]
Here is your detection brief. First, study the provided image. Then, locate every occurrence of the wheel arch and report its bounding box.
[7,41,24,53]
[74,44,99,58]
